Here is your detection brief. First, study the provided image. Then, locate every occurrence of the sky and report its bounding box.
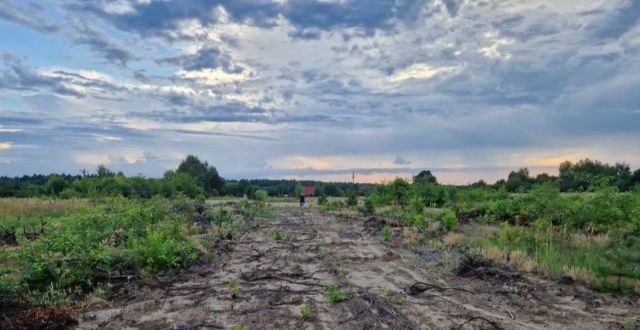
[0,0,639,184]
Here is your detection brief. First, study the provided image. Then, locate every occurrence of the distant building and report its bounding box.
[302,186,316,196]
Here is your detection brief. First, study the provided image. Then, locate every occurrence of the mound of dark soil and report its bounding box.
[457,256,522,283]
[1,305,77,330]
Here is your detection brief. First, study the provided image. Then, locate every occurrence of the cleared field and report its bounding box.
[74,205,635,329]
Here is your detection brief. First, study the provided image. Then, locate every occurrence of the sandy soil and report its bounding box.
[75,206,638,329]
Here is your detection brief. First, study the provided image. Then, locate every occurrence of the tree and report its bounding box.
[389,178,410,207]
[505,168,531,192]
[96,164,114,178]
[294,183,303,197]
[46,175,68,195]
[414,170,438,185]
[322,183,340,196]
[176,155,224,195]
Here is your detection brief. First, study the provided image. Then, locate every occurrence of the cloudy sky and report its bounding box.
[0,0,639,183]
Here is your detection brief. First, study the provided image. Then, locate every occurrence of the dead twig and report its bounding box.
[455,316,505,330]
[406,282,472,295]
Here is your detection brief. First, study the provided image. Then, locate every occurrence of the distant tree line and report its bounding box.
[0,157,638,199]
[495,159,640,193]
[0,154,372,199]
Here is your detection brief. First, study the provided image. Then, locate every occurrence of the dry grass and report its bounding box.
[479,246,507,264]
[563,266,595,284]
[404,228,419,244]
[509,250,536,272]
[438,250,462,273]
[635,280,640,295]
[426,239,443,251]
[443,233,464,247]
[0,198,86,216]
[571,233,610,247]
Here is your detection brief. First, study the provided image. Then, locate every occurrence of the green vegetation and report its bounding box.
[381,225,392,241]
[364,160,640,295]
[227,279,240,298]
[0,197,199,305]
[624,315,637,330]
[1,154,639,313]
[273,228,283,241]
[323,283,347,303]
[358,197,375,215]
[299,302,311,320]
[440,210,458,232]
[346,191,358,207]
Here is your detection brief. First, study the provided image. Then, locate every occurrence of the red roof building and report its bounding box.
[303,186,316,196]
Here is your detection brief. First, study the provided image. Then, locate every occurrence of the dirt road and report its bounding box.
[76,206,637,329]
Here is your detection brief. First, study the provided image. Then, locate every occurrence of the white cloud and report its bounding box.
[388,63,462,82]
[177,68,251,86]
[479,31,513,59]
[0,142,12,150]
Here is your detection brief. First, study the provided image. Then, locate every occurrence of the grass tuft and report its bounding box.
[323,283,347,303]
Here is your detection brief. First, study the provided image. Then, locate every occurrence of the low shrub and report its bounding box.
[273,228,283,241]
[381,225,392,241]
[440,210,458,232]
[443,233,464,247]
[323,283,347,303]
[300,302,311,320]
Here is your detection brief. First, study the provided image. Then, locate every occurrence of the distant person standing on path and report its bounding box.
[299,193,306,209]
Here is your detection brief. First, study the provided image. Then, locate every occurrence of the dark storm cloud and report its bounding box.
[0,54,83,97]
[0,54,129,97]
[0,1,61,34]
[157,46,243,73]
[441,0,462,17]
[129,102,271,123]
[587,0,640,40]
[66,0,433,41]
[65,0,280,40]
[71,21,138,67]
[393,156,411,165]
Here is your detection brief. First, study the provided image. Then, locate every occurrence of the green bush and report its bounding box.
[300,303,311,320]
[323,283,347,303]
[273,228,283,241]
[440,210,458,232]
[4,197,199,301]
[253,189,268,202]
[362,198,375,215]
[346,192,357,207]
[381,225,392,241]
[129,221,197,276]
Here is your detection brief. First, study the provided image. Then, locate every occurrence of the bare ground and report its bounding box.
[75,206,638,329]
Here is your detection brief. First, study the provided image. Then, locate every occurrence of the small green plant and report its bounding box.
[227,279,240,298]
[230,326,248,330]
[624,315,637,330]
[339,264,348,278]
[362,198,375,215]
[410,196,424,214]
[323,283,347,303]
[346,192,358,207]
[440,210,458,232]
[273,228,283,241]
[300,302,312,320]
[396,292,405,305]
[414,214,426,232]
[318,194,328,205]
[289,263,301,272]
[381,285,389,297]
[381,225,392,241]
[314,242,321,252]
